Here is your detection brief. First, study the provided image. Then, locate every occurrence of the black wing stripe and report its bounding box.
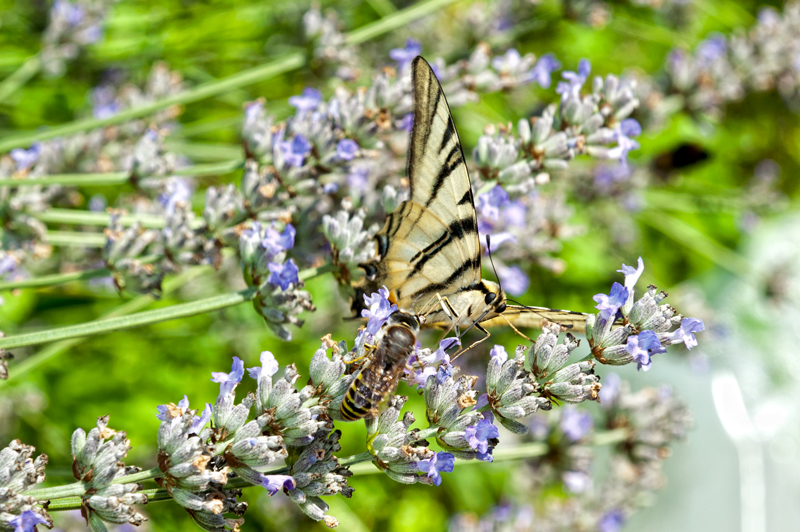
[457,189,473,206]
[408,256,480,301]
[406,216,479,280]
[440,117,455,153]
[425,144,462,208]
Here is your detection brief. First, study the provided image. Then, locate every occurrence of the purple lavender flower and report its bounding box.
[594,164,631,190]
[560,406,593,441]
[158,177,192,215]
[0,255,20,280]
[244,100,263,123]
[53,0,85,26]
[593,282,628,321]
[419,337,460,366]
[322,182,339,194]
[598,372,621,406]
[156,395,190,421]
[697,34,727,64]
[92,86,119,119]
[667,318,705,350]
[412,365,437,388]
[626,330,667,371]
[527,53,561,88]
[556,59,591,99]
[189,403,213,434]
[491,48,522,72]
[280,134,312,167]
[10,143,40,171]
[618,257,644,289]
[247,350,281,380]
[489,345,508,364]
[361,287,398,335]
[435,360,453,384]
[417,451,455,486]
[288,88,322,113]
[9,510,48,532]
[347,166,369,189]
[262,224,296,257]
[389,39,422,69]
[562,471,592,493]
[336,139,359,161]
[477,185,510,221]
[608,119,642,165]
[88,194,107,212]
[598,508,625,532]
[464,415,499,461]
[400,113,414,132]
[267,259,300,290]
[211,357,245,395]
[259,473,296,495]
[497,264,529,296]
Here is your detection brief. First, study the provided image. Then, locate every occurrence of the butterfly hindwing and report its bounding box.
[481,305,591,332]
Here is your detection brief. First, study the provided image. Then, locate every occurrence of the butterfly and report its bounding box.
[354,56,588,336]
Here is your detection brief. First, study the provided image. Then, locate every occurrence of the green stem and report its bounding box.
[43,428,630,510]
[24,467,163,501]
[37,209,204,229]
[0,0,462,153]
[0,286,257,350]
[0,267,112,291]
[0,262,332,352]
[45,231,106,247]
[0,266,212,386]
[0,55,41,102]
[0,159,243,187]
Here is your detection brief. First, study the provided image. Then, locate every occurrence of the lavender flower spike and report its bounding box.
[417,451,455,486]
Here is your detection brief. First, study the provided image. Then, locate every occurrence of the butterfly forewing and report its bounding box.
[372,57,484,315]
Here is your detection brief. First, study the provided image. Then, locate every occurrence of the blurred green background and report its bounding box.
[2,0,800,530]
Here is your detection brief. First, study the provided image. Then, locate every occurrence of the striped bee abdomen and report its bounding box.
[340,321,417,421]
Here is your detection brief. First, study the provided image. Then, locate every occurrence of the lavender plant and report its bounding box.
[2,0,795,530]
[0,260,702,530]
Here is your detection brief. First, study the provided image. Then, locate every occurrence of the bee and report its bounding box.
[340,312,420,421]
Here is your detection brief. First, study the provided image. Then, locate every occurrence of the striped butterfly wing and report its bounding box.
[374,56,482,313]
[481,305,592,333]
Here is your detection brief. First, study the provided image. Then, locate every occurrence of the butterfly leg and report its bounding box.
[433,293,463,338]
[452,323,491,361]
[497,313,533,342]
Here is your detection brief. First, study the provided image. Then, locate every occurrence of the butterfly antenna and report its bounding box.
[485,235,503,293]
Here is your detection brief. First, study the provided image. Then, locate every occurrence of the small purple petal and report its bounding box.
[336,139,359,161]
[617,257,644,289]
[260,474,296,495]
[267,259,300,290]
